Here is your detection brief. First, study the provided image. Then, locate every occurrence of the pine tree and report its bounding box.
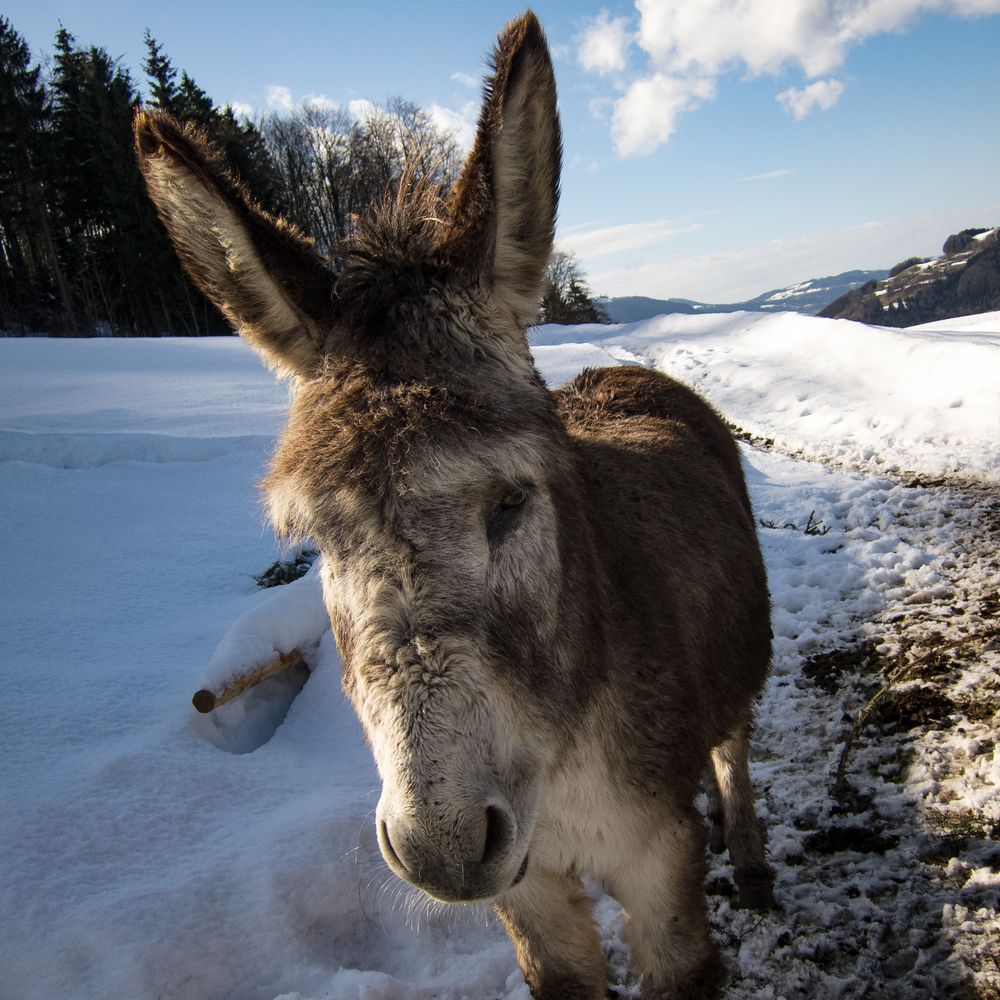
[143,35,279,215]
[211,105,280,213]
[0,19,464,335]
[143,31,179,114]
[48,29,201,334]
[175,70,214,124]
[0,17,66,332]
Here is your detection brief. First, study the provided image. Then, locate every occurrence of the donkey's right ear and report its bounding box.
[134,109,334,377]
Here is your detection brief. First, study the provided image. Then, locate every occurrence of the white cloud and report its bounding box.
[559,216,706,259]
[634,0,1000,78]
[347,98,380,122]
[587,96,616,122]
[228,101,254,121]
[581,0,1000,155]
[302,93,338,112]
[611,74,715,157]
[265,85,294,112]
[450,71,479,88]
[570,154,601,174]
[261,86,337,115]
[777,79,845,119]
[635,0,842,78]
[742,168,794,182]
[428,101,478,151]
[578,10,632,75]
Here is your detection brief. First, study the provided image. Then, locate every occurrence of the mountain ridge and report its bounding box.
[820,227,1000,326]
[601,269,889,323]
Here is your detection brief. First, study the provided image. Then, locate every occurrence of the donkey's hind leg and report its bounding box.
[704,766,727,855]
[710,722,774,910]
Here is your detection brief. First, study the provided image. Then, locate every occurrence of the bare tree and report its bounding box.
[261,98,461,258]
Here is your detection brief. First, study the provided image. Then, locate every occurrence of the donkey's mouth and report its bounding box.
[441,853,529,902]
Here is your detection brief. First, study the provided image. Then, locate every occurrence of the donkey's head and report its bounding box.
[137,14,589,902]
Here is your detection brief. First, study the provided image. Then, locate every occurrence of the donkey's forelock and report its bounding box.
[330,173,548,383]
[333,180,451,338]
[263,354,564,545]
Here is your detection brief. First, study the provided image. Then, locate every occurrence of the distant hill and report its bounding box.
[820,228,1000,327]
[601,269,889,323]
[601,296,703,323]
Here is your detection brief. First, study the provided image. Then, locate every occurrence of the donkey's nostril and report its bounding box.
[480,804,513,865]
[379,819,405,872]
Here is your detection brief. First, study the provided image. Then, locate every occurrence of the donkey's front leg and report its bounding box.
[611,808,725,1000]
[493,867,605,1000]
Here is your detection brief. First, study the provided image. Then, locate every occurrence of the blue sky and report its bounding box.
[10,1,1000,301]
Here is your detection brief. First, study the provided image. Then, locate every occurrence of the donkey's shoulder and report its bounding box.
[554,365,749,512]
[555,364,727,435]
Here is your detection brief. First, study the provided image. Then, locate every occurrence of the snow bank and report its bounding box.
[198,561,328,695]
[531,309,1000,481]
[908,308,1000,335]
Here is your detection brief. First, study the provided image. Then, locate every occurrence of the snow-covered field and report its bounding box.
[2,311,998,1000]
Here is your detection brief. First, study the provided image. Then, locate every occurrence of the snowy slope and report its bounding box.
[531,310,1000,482]
[1,314,998,1000]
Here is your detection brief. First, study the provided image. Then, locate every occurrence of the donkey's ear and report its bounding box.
[134,110,334,377]
[446,11,561,329]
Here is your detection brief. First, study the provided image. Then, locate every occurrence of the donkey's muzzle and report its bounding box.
[377,800,522,902]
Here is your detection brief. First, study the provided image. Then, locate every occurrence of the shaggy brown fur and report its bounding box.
[135,11,774,1000]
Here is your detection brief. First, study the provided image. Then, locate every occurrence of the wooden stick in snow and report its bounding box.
[192,648,305,713]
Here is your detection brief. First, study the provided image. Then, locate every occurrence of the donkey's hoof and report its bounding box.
[708,820,726,855]
[673,952,727,1000]
[734,864,775,911]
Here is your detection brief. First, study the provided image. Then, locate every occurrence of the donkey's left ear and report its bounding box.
[447,11,561,329]
[135,110,335,377]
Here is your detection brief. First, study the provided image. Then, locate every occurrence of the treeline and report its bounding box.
[0,17,460,336]
[0,16,605,336]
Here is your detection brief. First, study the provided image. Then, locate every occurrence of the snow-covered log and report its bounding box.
[191,648,305,713]
[190,557,329,712]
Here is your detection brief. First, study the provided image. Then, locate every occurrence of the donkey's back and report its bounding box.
[556,365,770,751]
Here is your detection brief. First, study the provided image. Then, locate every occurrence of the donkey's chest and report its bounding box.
[530,743,655,881]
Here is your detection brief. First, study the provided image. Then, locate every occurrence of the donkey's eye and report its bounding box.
[487,487,529,545]
[499,489,527,511]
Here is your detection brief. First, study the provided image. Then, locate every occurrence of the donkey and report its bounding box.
[135,11,773,999]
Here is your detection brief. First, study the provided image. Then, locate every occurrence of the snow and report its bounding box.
[198,562,328,694]
[2,311,998,1000]
[909,308,1000,335]
[764,280,812,303]
[531,310,1000,482]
